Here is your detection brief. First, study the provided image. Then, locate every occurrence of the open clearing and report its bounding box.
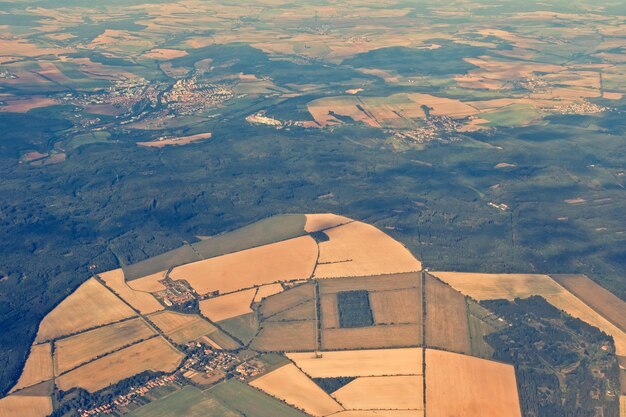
[304,213,352,232]
[10,344,52,392]
[137,133,212,148]
[199,288,256,322]
[54,318,155,375]
[56,336,183,392]
[251,320,317,351]
[333,376,423,410]
[0,395,52,417]
[425,349,521,417]
[551,274,626,332]
[432,272,626,354]
[99,269,164,314]
[250,364,343,417]
[314,222,421,278]
[170,236,317,295]
[288,348,423,377]
[36,278,136,342]
[149,311,217,344]
[322,324,421,350]
[425,275,471,354]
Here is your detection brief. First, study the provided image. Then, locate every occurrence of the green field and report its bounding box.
[127,386,240,417]
[207,380,309,417]
[218,313,259,345]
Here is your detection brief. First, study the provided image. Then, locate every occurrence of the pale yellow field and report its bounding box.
[250,364,343,417]
[54,318,156,375]
[199,288,256,322]
[331,412,424,417]
[148,311,216,344]
[254,283,284,302]
[620,396,626,417]
[260,282,315,318]
[425,349,521,417]
[287,348,423,378]
[127,270,167,292]
[142,48,188,59]
[0,395,52,417]
[170,236,317,295]
[137,133,212,148]
[36,278,136,342]
[251,320,317,352]
[304,213,353,233]
[10,343,53,392]
[99,269,164,314]
[314,221,421,278]
[320,293,340,328]
[319,273,420,294]
[322,324,422,350]
[425,275,470,354]
[432,272,626,354]
[370,288,422,325]
[56,337,183,392]
[333,376,424,410]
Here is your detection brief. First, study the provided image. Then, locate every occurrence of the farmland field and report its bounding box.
[217,313,259,345]
[199,289,256,322]
[251,321,317,352]
[148,311,216,344]
[332,376,424,410]
[250,364,343,417]
[370,288,421,325]
[98,269,164,314]
[9,344,52,393]
[170,236,317,295]
[260,283,315,319]
[425,349,522,417]
[55,337,183,392]
[35,279,136,343]
[322,324,421,350]
[127,386,240,417]
[0,395,52,417]
[208,380,309,417]
[53,318,155,375]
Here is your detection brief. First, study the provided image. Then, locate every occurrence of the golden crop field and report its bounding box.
[54,318,156,375]
[251,321,317,352]
[304,213,352,233]
[288,348,423,378]
[250,364,343,417]
[370,288,422,325]
[267,301,316,322]
[148,311,217,344]
[56,337,183,392]
[254,283,284,302]
[320,293,340,328]
[432,272,626,355]
[318,272,421,294]
[0,395,52,417]
[260,282,315,318]
[35,278,136,343]
[10,343,53,392]
[170,236,317,295]
[424,275,471,354]
[127,270,168,292]
[314,222,421,278]
[332,376,424,410]
[425,349,521,417]
[552,274,626,332]
[331,412,424,417]
[322,324,421,350]
[98,269,164,314]
[199,288,256,322]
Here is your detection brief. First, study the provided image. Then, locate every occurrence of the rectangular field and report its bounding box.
[332,376,424,410]
[251,321,317,352]
[260,282,315,318]
[54,318,156,375]
[370,288,421,325]
[217,313,259,345]
[10,344,53,392]
[318,272,421,295]
[0,395,52,417]
[425,275,471,354]
[36,278,136,342]
[126,386,239,417]
[250,364,343,417]
[148,311,217,344]
[56,337,183,392]
[320,294,340,328]
[287,348,423,377]
[425,349,522,417]
[322,324,421,350]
